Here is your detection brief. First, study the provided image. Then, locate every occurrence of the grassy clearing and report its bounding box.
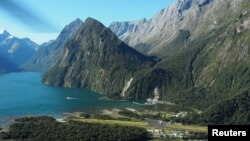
[150,138,184,141]
[70,118,149,128]
[70,117,207,133]
[167,124,207,132]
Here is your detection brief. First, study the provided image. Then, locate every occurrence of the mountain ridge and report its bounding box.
[24,0,250,124]
[0,30,38,72]
[22,18,84,72]
[43,17,156,98]
[108,0,250,124]
[109,0,244,55]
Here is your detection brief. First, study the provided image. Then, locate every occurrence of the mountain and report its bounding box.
[0,56,18,73]
[109,0,250,124]
[0,30,38,72]
[43,18,155,98]
[23,18,84,72]
[150,0,250,105]
[198,90,250,124]
[109,0,245,56]
[42,0,250,124]
[109,0,250,100]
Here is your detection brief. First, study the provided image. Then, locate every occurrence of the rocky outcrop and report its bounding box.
[23,19,83,72]
[43,18,155,98]
[0,30,38,72]
[109,0,244,55]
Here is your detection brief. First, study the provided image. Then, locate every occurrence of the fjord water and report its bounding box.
[0,72,141,120]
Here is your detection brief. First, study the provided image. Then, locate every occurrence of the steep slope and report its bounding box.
[110,0,250,121]
[23,19,83,72]
[109,0,244,56]
[179,90,250,124]
[200,91,250,124]
[0,56,18,73]
[110,0,250,98]
[0,30,38,72]
[43,18,155,97]
[43,1,250,124]
[157,0,250,107]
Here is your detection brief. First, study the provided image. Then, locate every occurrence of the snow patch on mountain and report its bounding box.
[8,43,20,54]
[0,28,5,34]
[6,35,14,40]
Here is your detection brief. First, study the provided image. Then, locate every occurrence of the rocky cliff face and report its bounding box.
[135,0,250,110]
[23,19,83,72]
[43,18,155,98]
[42,0,250,124]
[0,30,38,72]
[109,0,244,55]
[111,0,250,110]
[42,0,250,103]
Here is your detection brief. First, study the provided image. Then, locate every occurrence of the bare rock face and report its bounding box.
[0,30,38,72]
[42,0,250,124]
[109,0,244,55]
[43,18,155,98]
[23,19,84,72]
[243,18,250,30]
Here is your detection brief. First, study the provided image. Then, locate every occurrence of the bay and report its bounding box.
[0,72,143,121]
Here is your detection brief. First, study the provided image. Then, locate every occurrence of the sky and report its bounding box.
[0,0,177,44]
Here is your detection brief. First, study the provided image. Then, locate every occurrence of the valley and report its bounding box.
[0,0,250,140]
[0,72,207,140]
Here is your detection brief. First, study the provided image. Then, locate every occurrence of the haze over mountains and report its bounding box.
[23,19,84,72]
[0,29,38,73]
[0,0,250,124]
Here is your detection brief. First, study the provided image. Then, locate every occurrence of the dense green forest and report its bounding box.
[0,116,150,141]
[174,91,250,124]
[41,0,250,125]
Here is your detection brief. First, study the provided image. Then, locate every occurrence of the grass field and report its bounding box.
[70,118,149,128]
[70,117,207,133]
[167,124,207,132]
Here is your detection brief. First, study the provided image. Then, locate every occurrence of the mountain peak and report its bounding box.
[85,17,98,22]
[79,17,109,38]
[61,18,84,34]
[70,18,83,26]
[0,29,10,36]
[84,17,105,27]
[71,18,120,50]
[0,28,5,34]
[43,19,155,96]
[0,29,12,42]
[23,19,84,72]
[74,18,82,23]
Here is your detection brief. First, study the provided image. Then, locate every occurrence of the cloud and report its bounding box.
[0,0,57,32]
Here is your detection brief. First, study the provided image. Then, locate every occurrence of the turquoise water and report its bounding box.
[0,72,143,120]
